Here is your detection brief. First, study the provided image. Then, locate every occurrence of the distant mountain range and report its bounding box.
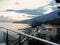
[0,17,16,22]
[13,19,32,24]
[13,10,60,25]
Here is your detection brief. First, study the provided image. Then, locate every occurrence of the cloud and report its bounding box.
[5,0,56,16]
[48,0,56,6]
[6,5,56,15]
[0,0,51,11]
[6,7,46,15]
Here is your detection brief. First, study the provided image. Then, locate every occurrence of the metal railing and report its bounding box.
[0,27,59,45]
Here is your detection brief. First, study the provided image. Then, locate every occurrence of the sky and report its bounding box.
[0,0,57,21]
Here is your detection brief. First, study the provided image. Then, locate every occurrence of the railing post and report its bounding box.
[6,29,8,45]
[18,34,21,45]
[0,27,59,45]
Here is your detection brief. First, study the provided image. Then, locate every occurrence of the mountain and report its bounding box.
[33,10,60,22]
[13,10,60,25]
[13,19,32,24]
[45,18,60,25]
[31,10,60,27]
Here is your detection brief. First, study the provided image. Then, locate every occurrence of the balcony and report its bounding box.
[0,27,59,45]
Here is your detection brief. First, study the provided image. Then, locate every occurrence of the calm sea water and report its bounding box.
[0,22,30,42]
[0,22,30,32]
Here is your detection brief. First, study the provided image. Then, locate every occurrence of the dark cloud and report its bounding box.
[6,0,56,15]
[15,2,20,5]
[6,7,46,15]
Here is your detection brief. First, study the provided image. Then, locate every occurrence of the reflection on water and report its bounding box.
[0,22,30,32]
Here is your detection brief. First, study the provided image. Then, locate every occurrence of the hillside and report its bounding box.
[13,10,60,25]
[33,10,60,22]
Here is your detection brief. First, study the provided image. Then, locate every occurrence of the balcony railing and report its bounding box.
[0,27,59,45]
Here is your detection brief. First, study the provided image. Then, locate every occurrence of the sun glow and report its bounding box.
[0,0,51,10]
[0,0,55,20]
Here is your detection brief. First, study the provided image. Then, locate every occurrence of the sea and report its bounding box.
[0,22,30,43]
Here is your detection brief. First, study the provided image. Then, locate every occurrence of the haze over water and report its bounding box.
[0,22,30,32]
